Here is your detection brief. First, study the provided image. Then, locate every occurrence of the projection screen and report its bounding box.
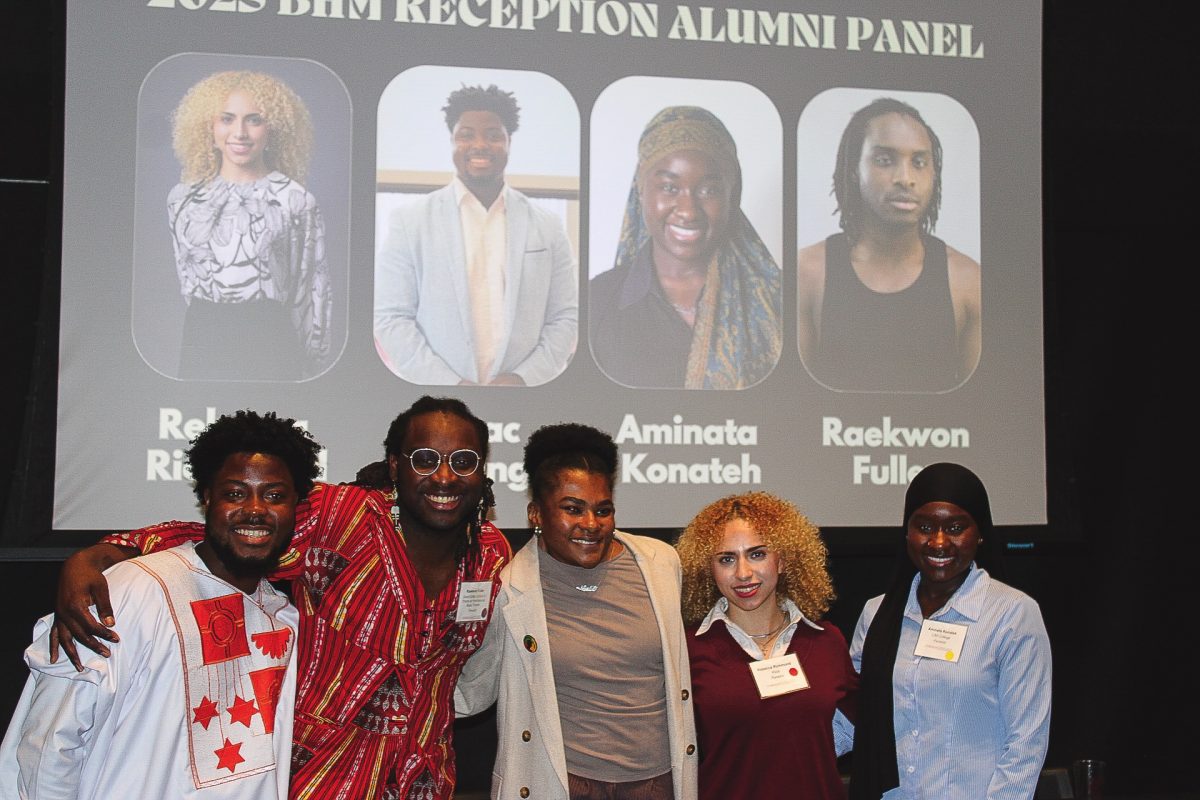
[53,0,1044,532]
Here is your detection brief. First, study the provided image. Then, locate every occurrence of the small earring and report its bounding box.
[533,525,542,537]
[389,483,400,530]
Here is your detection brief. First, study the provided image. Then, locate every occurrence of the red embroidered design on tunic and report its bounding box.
[214,738,246,773]
[190,594,250,664]
[251,628,292,659]
[227,695,259,727]
[192,696,219,730]
[249,666,288,735]
[106,485,512,800]
[127,546,295,790]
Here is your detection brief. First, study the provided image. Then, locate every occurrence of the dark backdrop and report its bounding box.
[0,3,1175,795]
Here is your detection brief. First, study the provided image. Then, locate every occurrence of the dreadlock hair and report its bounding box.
[186,410,322,504]
[523,423,618,502]
[832,97,943,240]
[383,395,490,462]
[366,396,495,548]
[442,84,520,134]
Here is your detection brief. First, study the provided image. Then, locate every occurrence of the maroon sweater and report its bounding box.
[687,618,858,800]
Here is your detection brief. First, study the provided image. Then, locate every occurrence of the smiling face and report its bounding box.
[212,89,269,182]
[388,411,486,538]
[529,468,617,569]
[640,148,734,272]
[451,109,510,194]
[856,112,935,230]
[200,452,298,591]
[710,517,782,616]
[906,501,980,594]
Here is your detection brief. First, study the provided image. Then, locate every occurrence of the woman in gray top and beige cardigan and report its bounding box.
[455,423,697,800]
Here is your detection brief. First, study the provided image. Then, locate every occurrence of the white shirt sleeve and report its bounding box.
[0,616,116,800]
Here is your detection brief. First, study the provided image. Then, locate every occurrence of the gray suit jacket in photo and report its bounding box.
[374,183,578,386]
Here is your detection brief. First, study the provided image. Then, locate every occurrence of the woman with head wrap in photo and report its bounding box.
[589,106,782,389]
[849,463,1052,800]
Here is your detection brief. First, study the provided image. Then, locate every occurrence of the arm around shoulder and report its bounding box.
[54,522,201,667]
[49,542,138,669]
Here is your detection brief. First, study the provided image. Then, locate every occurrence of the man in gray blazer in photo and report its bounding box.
[374,83,578,386]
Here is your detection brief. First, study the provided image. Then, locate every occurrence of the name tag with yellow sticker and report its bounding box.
[914,619,969,662]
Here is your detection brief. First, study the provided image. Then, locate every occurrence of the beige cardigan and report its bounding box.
[455,530,698,800]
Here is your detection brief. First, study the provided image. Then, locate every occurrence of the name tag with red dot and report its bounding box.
[455,581,493,622]
[749,652,810,698]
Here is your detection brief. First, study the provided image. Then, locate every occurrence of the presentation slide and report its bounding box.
[54,0,1044,531]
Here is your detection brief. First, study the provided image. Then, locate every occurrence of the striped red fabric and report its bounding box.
[106,482,512,799]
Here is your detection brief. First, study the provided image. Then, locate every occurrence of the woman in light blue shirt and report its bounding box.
[849,463,1051,800]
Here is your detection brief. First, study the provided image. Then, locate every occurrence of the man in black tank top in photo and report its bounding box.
[798,97,981,392]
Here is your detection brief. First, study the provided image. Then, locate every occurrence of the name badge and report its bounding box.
[455,581,492,622]
[914,619,969,662]
[749,652,810,699]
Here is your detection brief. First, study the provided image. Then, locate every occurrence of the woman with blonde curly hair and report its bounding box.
[168,70,331,379]
[677,492,856,799]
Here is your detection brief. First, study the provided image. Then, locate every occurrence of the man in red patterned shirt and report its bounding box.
[52,397,512,800]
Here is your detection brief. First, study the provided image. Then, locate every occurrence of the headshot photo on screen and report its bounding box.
[131,54,351,382]
[796,88,981,394]
[589,77,783,390]
[373,66,579,387]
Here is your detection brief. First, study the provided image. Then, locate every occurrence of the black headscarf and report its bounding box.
[849,463,1003,800]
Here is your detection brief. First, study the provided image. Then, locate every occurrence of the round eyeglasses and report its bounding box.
[400,448,481,477]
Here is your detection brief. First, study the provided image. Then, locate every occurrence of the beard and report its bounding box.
[204,530,293,583]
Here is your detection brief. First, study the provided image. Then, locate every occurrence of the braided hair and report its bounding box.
[353,396,494,556]
[832,97,943,240]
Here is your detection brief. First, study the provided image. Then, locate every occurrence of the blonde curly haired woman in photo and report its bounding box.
[168,70,331,379]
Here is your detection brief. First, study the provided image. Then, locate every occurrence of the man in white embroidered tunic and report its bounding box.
[374,83,578,386]
[0,410,322,799]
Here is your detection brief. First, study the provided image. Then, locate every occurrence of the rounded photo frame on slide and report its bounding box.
[131,52,352,383]
[372,64,581,389]
[796,87,981,394]
[588,75,783,391]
